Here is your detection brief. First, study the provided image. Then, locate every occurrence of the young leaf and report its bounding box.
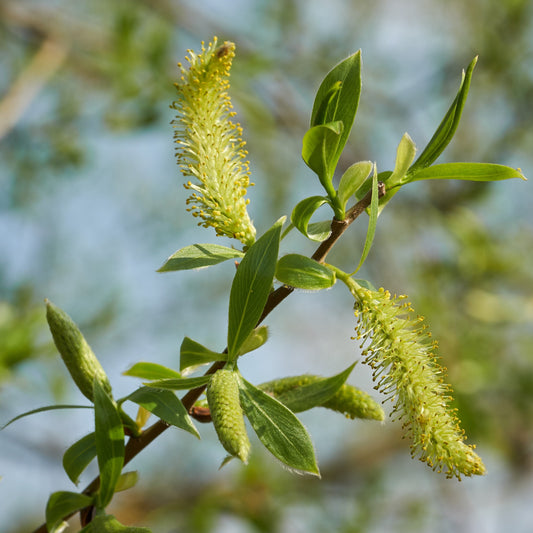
[291,196,332,241]
[93,380,125,508]
[238,326,269,356]
[180,337,226,372]
[114,471,139,493]
[385,132,417,188]
[1,404,93,430]
[302,121,343,196]
[123,362,181,380]
[260,363,356,413]
[145,375,212,390]
[351,166,379,274]
[79,513,152,532]
[239,377,320,476]
[408,162,526,183]
[310,50,362,168]
[337,161,373,213]
[409,56,477,173]
[46,491,94,533]
[275,254,336,290]
[158,244,243,272]
[126,386,200,438]
[63,432,97,485]
[372,133,417,213]
[227,218,283,361]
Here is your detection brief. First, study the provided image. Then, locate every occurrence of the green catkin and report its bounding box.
[259,375,385,421]
[206,369,250,463]
[349,284,486,480]
[45,299,112,402]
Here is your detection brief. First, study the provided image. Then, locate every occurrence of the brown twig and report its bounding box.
[31,183,385,533]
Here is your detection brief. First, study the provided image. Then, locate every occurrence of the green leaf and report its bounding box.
[302,122,343,196]
[386,132,417,188]
[351,166,379,274]
[337,161,373,213]
[408,162,526,183]
[46,491,94,533]
[238,326,269,356]
[145,375,212,390]
[1,404,92,430]
[180,337,226,372]
[239,377,320,476]
[63,432,97,485]
[79,513,152,532]
[372,133,417,214]
[275,254,336,290]
[123,362,181,380]
[266,363,357,413]
[310,50,362,167]
[227,218,283,361]
[126,386,199,438]
[114,471,139,493]
[291,196,332,241]
[410,56,477,173]
[93,380,125,508]
[353,278,377,291]
[158,244,243,272]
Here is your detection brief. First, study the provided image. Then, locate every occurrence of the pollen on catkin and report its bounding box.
[349,283,485,480]
[171,37,256,248]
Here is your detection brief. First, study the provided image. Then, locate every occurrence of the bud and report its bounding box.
[45,299,112,402]
[206,369,250,463]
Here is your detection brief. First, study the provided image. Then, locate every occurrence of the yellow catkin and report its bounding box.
[171,37,256,248]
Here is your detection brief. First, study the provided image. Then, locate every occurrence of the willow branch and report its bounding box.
[31,182,385,533]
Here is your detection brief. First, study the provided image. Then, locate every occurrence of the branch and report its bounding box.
[31,182,385,533]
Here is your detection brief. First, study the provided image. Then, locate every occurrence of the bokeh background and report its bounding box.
[1,1,532,532]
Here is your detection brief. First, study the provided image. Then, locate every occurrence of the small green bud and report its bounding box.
[206,369,250,463]
[45,299,112,402]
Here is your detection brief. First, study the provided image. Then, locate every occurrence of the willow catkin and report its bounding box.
[206,369,250,463]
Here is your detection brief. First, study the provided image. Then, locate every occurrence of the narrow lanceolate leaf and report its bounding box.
[93,380,125,508]
[63,432,97,485]
[310,50,362,168]
[259,363,356,413]
[79,513,152,532]
[352,165,379,274]
[1,404,92,430]
[239,377,320,476]
[227,218,283,361]
[386,132,417,188]
[275,254,336,290]
[126,386,199,438]
[291,196,332,241]
[146,375,212,390]
[408,162,526,183]
[158,244,243,272]
[409,56,477,173]
[46,491,94,533]
[180,337,226,372]
[123,362,181,380]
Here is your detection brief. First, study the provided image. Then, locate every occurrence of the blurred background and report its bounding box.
[1,0,532,532]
